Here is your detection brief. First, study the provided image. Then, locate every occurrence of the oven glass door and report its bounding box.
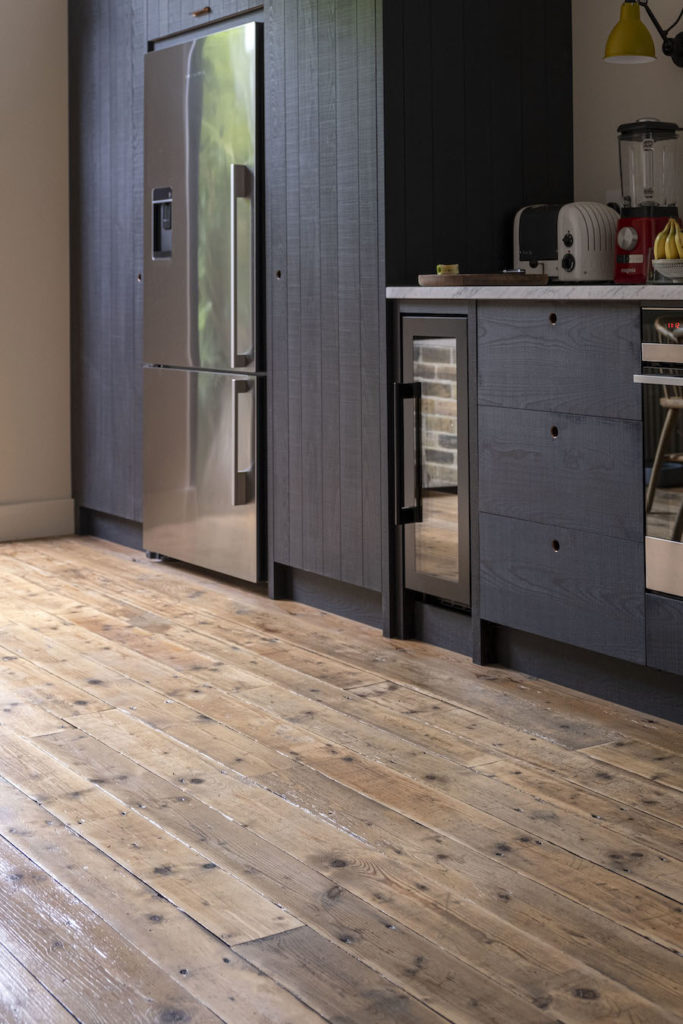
[639,309,683,598]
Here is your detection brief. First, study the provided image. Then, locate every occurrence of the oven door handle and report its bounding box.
[641,343,683,364]
[633,373,683,386]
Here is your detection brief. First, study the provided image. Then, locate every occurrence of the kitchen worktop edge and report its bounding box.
[387,284,683,301]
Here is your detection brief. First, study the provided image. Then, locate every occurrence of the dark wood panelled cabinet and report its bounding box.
[69,0,573,607]
[477,302,647,664]
[646,593,683,675]
[266,0,573,599]
[146,0,255,41]
[69,0,147,526]
[265,0,385,595]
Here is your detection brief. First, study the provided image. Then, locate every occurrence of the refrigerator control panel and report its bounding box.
[152,186,173,259]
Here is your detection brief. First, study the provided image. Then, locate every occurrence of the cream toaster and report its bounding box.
[513,202,618,281]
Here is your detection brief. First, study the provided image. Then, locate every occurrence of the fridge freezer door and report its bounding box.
[144,24,260,372]
[143,367,261,582]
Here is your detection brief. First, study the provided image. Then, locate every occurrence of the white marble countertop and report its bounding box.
[387,284,683,301]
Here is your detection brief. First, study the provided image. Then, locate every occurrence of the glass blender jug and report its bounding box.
[614,118,681,283]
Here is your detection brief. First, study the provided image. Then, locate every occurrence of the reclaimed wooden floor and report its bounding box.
[0,537,682,1024]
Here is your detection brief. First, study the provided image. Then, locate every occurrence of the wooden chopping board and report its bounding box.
[418,273,549,286]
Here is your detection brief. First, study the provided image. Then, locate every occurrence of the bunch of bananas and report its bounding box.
[654,218,683,260]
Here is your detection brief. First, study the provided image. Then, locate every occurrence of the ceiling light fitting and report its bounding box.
[605,0,683,66]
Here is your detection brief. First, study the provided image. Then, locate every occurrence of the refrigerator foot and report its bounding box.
[144,550,165,562]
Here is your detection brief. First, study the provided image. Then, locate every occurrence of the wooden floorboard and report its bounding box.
[0,537,682,1023]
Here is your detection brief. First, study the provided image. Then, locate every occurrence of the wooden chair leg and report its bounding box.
[673,495,683,543]
[646,407,677,513]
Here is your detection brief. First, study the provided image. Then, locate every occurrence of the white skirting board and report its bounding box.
[0,498,74,542]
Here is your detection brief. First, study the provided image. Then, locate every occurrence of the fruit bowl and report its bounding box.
[652,259,683,283]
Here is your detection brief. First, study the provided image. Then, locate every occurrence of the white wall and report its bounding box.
[573,0,683,203]
[0,0,73,540]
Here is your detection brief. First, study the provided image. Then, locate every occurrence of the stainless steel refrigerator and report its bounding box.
[143,22,263,582]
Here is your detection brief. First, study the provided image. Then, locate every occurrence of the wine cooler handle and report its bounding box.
[394,381,423,526]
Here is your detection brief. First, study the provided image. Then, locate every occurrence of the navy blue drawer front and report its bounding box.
[480,513,646,664]
[479,406,643,542]
[477,302,641,420]
[646,593,683,675]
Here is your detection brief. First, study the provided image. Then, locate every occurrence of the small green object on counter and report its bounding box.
[437,263,460,275]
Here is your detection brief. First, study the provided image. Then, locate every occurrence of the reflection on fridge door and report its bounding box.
[143,367,260,582]
[143,20,264,582]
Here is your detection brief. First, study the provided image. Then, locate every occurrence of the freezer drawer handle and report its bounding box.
[232,378,251,507]
[394,381,423,526]
[230,164,250,370]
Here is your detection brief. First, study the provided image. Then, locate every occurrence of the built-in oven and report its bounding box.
[635,307,683,599]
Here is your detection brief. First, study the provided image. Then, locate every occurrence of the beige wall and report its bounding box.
[573,0,683,203]
[0,0,73,540]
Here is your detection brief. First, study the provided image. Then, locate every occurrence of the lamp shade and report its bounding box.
[604,1,657,62]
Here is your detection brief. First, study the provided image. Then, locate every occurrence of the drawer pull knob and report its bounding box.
[552,539,560,552]
[550,425,559,438]
[549,312,558,326]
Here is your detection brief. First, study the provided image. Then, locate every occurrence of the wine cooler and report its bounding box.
[395,316,470,608]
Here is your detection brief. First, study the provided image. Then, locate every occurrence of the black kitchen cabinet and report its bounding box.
[146,0,254,41]
[646,593,683,675]
[477,302,647,664]
[69,0,573,605]
[265,0,385,595]
[69,0,145,528]
[266,0,572,600]
[145,0,211,38]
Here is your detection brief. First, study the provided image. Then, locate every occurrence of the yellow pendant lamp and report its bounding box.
[604,1,657,62]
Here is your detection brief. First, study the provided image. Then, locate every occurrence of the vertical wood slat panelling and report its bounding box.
[380,2,406,291]
[70,0,142,523]
[265,0,290,569]
[284,0,304,569]
[67,1,87,511]
[318,0,342,582]
[481,1,524,267]
[519,0,555,201]
[384,0,573,284]
[374,0,388,605]
[401,3,433,285]
[358,0,382,594]
[542,1,574,200]
[131,2,147,521]
[336,0,365,587]
[146,0,256,39]
[147,0,169,40]
[269,0,384,592]
[110,1,142,524]
[462,0,500,276]
[298,0,323,575]
[430,0,467,277]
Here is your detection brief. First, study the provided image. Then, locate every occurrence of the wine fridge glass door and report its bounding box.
[399,316,470,608]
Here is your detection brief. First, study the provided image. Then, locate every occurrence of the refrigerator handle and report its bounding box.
[230,164,250,370]
[232,378,251,506]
